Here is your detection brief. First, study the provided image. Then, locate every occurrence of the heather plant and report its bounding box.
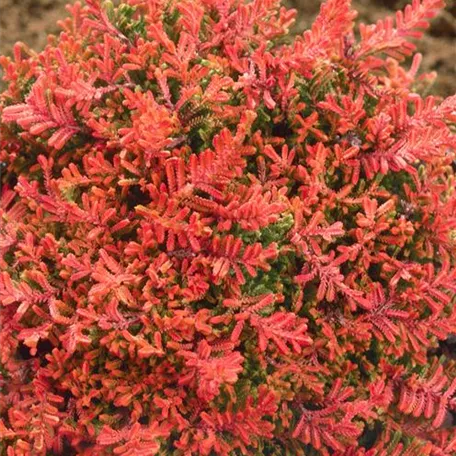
[0,0,456,454]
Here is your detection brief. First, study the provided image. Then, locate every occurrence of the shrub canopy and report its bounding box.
[0,0,456,455]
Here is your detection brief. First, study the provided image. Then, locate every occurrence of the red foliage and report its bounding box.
[0,0,456,454]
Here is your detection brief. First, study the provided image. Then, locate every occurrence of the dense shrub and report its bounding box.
[0,0,456,454]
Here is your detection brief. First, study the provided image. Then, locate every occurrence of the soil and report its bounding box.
[0,0,454,97]
[0,0,68,57]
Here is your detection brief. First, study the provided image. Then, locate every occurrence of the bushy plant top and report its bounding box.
[0,0,456,454]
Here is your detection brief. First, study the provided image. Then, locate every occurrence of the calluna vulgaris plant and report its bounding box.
[0,0,456,454]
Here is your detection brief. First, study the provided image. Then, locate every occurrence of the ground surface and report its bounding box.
[0,0,454,96]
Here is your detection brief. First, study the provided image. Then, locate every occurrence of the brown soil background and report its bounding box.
[0,0,454,97]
